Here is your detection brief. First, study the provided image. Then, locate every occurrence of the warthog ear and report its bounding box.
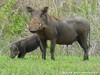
[27,7,34,13]
[42,7,49,14]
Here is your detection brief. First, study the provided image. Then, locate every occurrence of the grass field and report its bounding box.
[0,54,100,75]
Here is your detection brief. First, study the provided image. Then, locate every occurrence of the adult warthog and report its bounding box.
[27,6,90,60]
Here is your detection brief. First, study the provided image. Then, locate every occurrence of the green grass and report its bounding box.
[0,55,100,75]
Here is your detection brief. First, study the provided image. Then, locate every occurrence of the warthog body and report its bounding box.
[27,6,90,60]
[10,34,40,58]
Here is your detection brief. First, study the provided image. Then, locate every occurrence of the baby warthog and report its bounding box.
[10,34,40,58]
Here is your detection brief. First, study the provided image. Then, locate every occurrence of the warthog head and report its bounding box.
[27,6,48,33]
[10,43,20,58]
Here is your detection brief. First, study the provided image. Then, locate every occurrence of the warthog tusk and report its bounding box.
[40,23,41,26]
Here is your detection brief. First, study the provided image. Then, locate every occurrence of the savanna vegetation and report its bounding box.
[0,0,100,75]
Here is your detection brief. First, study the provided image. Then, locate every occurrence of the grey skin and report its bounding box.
[27,6,90,60]
[10,34,40,58]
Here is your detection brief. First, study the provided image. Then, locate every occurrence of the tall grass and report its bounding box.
[0,55,100,75]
